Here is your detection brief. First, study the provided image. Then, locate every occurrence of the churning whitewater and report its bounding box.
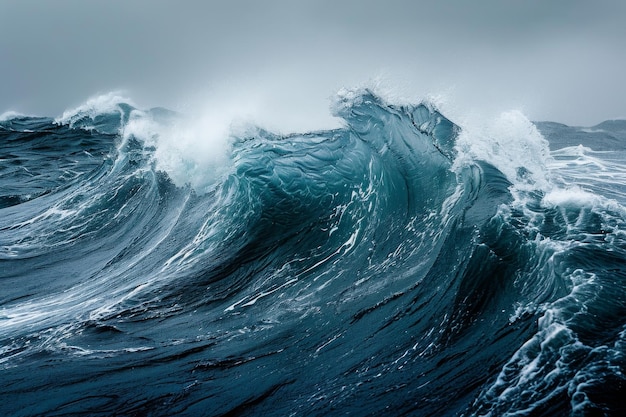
[1,89,625,416]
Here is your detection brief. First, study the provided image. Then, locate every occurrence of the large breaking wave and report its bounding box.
[1,89,625,416]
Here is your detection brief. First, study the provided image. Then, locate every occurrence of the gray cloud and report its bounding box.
[1,0,624,128]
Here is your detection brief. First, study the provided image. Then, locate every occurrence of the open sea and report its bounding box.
[1,89,625,416]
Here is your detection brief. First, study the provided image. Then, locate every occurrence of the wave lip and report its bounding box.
[0,111,29,122]
[55,92,136,133]
[332,87,458,160]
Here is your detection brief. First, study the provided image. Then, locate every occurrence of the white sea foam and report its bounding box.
[453,109,553,192]
[122,100,259,193]
[55,92,135,129]
[0,111,28,122]
[56,90,323,193]
[542,187,600,208]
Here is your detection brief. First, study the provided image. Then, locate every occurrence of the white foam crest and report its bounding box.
[55,92,135,128]
[453,110,553,192]
[330,87,367,117]
[0,110,28,122]
[329,80,446,120]
[122,101,258,193]
[542,187,601,209]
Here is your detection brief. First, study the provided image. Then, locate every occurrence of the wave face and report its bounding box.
[1,90,626,416]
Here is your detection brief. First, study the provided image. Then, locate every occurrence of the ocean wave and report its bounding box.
[1,89,625,416]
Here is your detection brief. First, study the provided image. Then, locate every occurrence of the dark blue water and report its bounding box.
[1,90,625,416]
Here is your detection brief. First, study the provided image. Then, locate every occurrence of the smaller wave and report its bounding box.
[0,111,29,122]
[55,92,136,134]
[49,92,234,193]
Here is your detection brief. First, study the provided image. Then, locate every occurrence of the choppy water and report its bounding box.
[1,90,625,416]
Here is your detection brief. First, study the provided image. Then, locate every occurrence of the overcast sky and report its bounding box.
[1,0,624,130]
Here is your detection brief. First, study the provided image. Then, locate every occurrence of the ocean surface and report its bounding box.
[1,89,625,416]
